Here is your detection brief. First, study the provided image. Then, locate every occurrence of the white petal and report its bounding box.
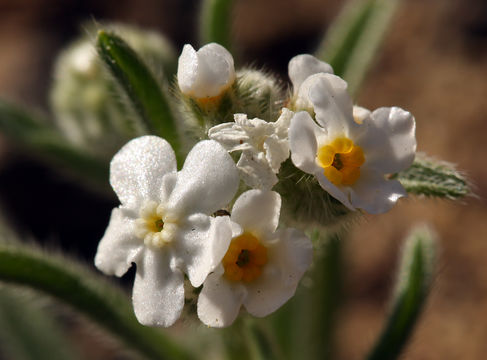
[242,117,275,141]
[231,114,275,149]
[289,111,324,174]
[177,44,199,96]
[168,140,239,215]
[208,122,252,152]
[178,43,235,98]
[288,54,333,93]
[356,107,416,174]
[353,105,371,125]
[197,269,246,327]
[174,214,233,287]
[314,171,355,210]
[264,136,289,173]
[349,169,407,214]
[303,73,358,138]
[233,113,253,127]
[94,207,143,277]
[198,43,235,92]
[110,136,177,208]
[237,153,278,190]
[244,228,312,317]
[132,248,184,327]
[159,172,178,205]
[231,190,281,236]
[274,108,294,138]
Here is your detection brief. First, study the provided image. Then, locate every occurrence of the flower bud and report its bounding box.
[50,24,176,157]
[177,43,235,102]
[177,66,284,141]
[233,68,283,121]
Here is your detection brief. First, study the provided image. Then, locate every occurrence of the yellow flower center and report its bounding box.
[222,233,268,283]
[316,137,365,186]
[134,201,178,248]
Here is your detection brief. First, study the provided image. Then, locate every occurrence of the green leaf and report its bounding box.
[96,30,183,165]
[0,100,109,189]
[397,153,471,199]
[200,0,234,50]
[0,241,194,360]
[316,0,401,96]
[367,225,437,360]
[0,287,81,360]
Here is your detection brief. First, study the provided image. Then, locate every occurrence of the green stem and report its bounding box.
[367,226,436,360]
[244,319,282,360]
[199,0,234,50]
[221,318,253,360]
[270,230,343,360]
[315,232,342,359]
[0,243,194,360]
[96,30,184,165]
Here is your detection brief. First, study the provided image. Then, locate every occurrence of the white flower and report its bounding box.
[197,190,313,327]
[177,43,235,100]
[94,136,239,327]
[289,73,416,214]
[208,109,293,190]
[288,54,334,94]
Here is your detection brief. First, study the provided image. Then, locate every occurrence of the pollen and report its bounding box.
[317,137,365,186]
[222,233,268,283]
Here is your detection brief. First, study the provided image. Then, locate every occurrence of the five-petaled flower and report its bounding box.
[289,72,416,214]
[94,136,239,327]
[208,109,293,190]
[177,42,235,103]
[197,189,313,327]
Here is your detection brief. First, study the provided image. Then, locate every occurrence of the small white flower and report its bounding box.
[289,73,416,214]
[288,54,334,94]
[197,190,313,327]
[94,136,239,327]
[177,43,235,100]
[208,109,293,190]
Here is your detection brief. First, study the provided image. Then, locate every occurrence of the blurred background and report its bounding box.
[0,0,486,359]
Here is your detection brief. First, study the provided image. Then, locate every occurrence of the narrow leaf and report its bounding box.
[316,0,401,96]
[367,225,436,360]
[0,101,109,188]
[0,242,194,360]
[397,153,471,199]
[0,288,81,360]
[96,30,183,164]
[200,0,234,50]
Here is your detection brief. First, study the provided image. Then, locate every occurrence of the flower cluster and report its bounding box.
[95,43,416,328]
